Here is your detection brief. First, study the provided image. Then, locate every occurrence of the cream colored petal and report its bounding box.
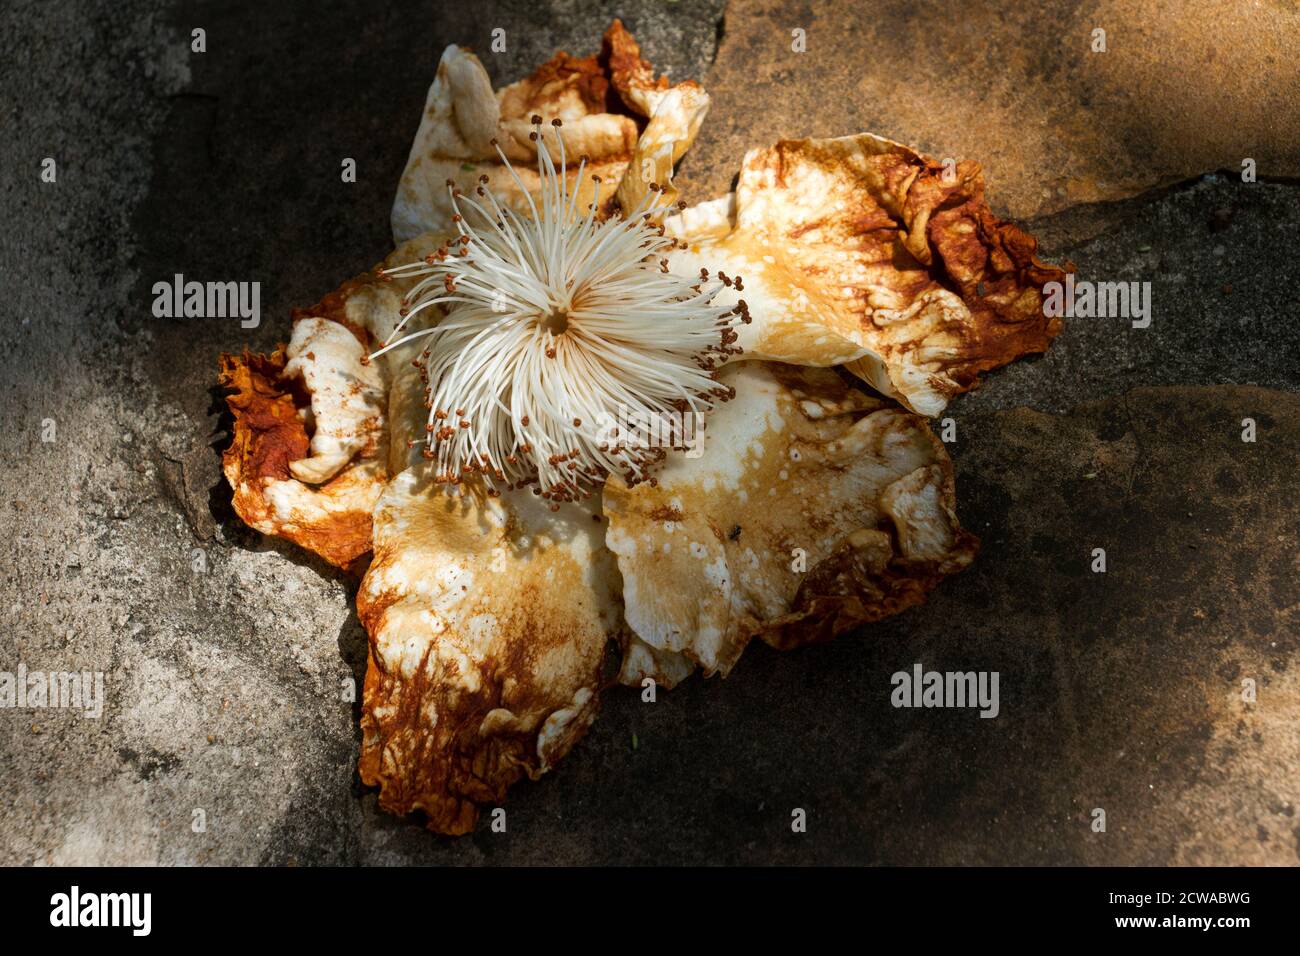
[615,82,711,213]
[664,193,734,241]
[392,40,640,243]
[357,469,623,834]
[283,318,385,484]
[617,633,696,691]
[665,133,1066,416]
[289,233,457,478]
[603,361,976,680]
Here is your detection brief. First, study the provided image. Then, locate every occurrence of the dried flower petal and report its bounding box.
[357,470,621,833]
[393,21,698,243]
[603,362,977,681]
[219,348,386,570]
[666,133,1067,415]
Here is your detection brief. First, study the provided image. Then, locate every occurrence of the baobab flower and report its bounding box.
[220,21,1063,834]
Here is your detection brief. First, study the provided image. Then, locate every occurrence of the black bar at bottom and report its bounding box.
[0,866,1289,942]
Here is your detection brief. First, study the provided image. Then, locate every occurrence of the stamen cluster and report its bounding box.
[370,116,750,506]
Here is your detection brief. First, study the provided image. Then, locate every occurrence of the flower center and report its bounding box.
[370,116,751,508]
[541,308,570,336]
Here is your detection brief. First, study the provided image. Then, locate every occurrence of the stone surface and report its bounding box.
[0,0,1296,865]
[682,0,1300,219]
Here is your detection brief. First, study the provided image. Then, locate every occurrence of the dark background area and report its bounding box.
[1,0,1296,864]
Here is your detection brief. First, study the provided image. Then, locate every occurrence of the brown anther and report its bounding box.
[531,114,542,124]
[573,418,582,427]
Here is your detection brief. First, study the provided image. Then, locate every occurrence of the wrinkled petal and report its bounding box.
[393,20,701,243]
[602,17,670,115]
[603,362,977,682]
[617,632,696,691]
[665,133,1066,416]
[391,42,631,244]
[282,317,385,484]
[219,235,447,566]
[219,348,386,570]
[357,468,622,834]
[615,81,710,213]
[293,233,448,477]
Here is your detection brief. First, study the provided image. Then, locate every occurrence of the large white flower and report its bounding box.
[221,21,1063,834]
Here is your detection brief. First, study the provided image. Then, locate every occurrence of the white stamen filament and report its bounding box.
[370,116,750,507]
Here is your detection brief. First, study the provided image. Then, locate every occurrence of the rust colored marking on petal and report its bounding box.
[667,133,1071,416]
[604,362,978,684]
[219,349,384,570]
[392,24,669,242]
[356,473,618,834]
[511,48,612,116]
[219,349,310,481]
[290,276,374,350]
[602,18,669,115]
